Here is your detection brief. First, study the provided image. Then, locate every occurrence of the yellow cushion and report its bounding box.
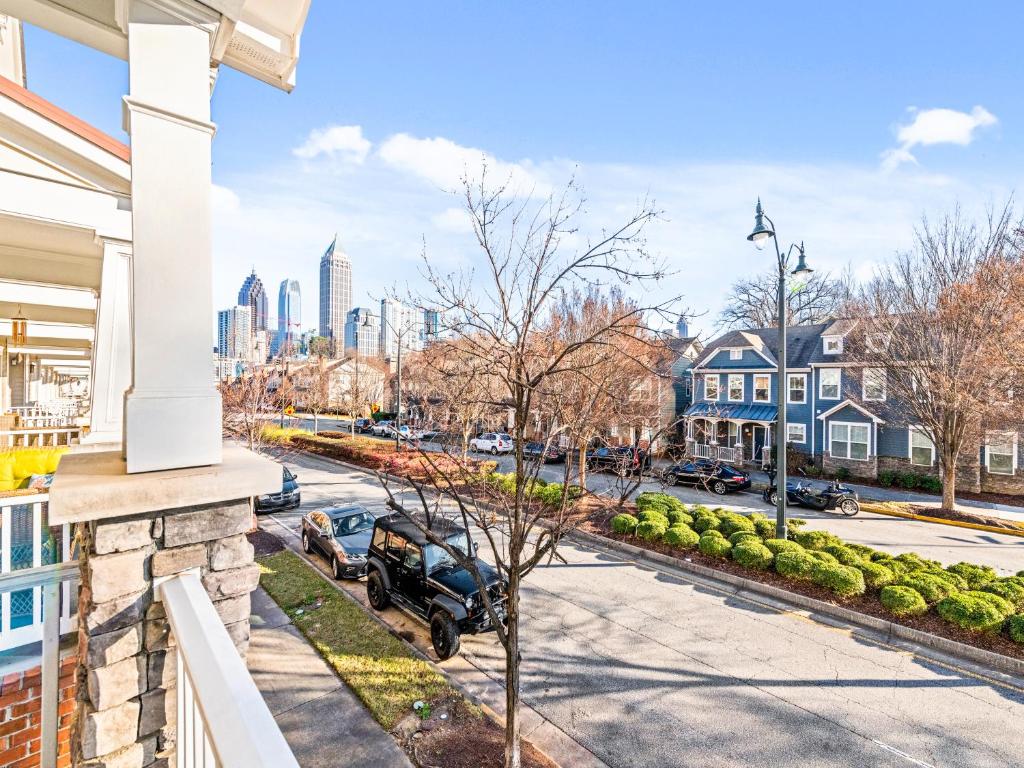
[43,448,65,474]
[12,449,48,479]
[0,454,15,489]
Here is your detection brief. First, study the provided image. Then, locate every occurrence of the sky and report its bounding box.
[21,1,1024,340]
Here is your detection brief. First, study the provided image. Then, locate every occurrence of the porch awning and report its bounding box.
[683,402,778,422]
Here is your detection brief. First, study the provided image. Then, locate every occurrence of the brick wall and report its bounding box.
[822,453,877,479]
[0,655,76,768]
[980,469,1024,496]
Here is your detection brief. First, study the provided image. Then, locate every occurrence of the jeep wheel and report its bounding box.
[490,446,498,455]
[430,611,461,661]
[769,491,779,507]
[366,571,389,610]
[712,480,728,495]
[331,556,344,580]
[664,472,678,487]
[301,532,312,553]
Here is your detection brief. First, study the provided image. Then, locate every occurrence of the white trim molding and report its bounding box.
[828,421,871,461]
[985,430,1018,476]
[908,425,936,467]
[787,423,807,444]
[787,373,807,404]
[727,373,744,402]
[818,368,841,401]
[816,398,886,424]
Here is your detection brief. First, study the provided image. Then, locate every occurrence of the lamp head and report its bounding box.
[747,198,774,250]
[792,242,814,277]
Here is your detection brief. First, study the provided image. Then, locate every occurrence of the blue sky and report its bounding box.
[22,1,1024,337]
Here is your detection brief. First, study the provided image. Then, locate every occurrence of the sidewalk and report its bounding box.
[844,481,1024,523]
[247,586,412,768]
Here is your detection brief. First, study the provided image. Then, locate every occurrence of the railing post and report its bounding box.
[40,580,61,768]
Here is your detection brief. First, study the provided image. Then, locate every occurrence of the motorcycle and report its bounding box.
[762,467,860,516]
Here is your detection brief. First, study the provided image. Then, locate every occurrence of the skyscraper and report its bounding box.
[344,307,381,357]
[238,268,269,333]
[275,278,301,356]
[422,309,441,344]
[379,299,423,360]
[318,235,352,354]
[217,306,251,359]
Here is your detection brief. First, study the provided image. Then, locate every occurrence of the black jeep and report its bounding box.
[365,514,507,660]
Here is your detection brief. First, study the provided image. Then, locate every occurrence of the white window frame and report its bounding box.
[823,336,843,355]
[728,374,744,402]
[704,374,719,401]
[727,421,740,446]
[985,431,1018,476]
[829,421,870,461]
[729,348,742,360]
[908,426,936,467]
[787,423,806,444]
[753,374,770,403]
[862,368,887,402]
[787,373,806,404]
[819,368,841,400]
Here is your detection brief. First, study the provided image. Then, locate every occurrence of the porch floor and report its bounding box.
[248,587,413,768]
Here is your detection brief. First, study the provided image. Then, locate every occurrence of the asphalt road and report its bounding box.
[261,450,1024,768]
[281,416,1024,574]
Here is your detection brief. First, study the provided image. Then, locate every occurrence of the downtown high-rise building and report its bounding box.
[238,268,269,333]
[422,309,441,344]
[318,235,352,354]
[217,305,252,360]
[379,298,424,360]
[275,278,301,356]
[344,307,380,357]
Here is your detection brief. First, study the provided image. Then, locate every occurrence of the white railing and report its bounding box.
[718,446,741,464]
[687,441,743,464]
[159,574,299,768]
[0,427,81,448]
[10,402,80,427]
[691,442,714,459]
[0,493,77,652]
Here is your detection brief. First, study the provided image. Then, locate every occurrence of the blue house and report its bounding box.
[683,320,1024,494]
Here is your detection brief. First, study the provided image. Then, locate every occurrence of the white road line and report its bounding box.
[871,740,937,768]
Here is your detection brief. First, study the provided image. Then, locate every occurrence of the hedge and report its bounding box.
[896,574,959,604]
[763,539,804,556]
[732,539,774,570]
[775,549,817,580]
[691,509,721,533]
[698,532,732,558]
[980,577,1024,610]
[880,585,929,617]
[946,562,997,590]
[636,509,670,527]
[663,525,700,549]
[792,530,841,551]
[936,592,1013,632]
[610,514,639,535]
[811,562,866,598]
[857,561,895,589]
[822,544,865,567]
[1009,615,1024,645]
[728,530,761,546]
[636,520,668,542]
[667,509,695,527]
[717,511,756,538]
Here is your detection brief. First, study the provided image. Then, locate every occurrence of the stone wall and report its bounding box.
[0,656,76,768]
[74,499,259,768]
[821,452,877,479]
[980,468,1024,496]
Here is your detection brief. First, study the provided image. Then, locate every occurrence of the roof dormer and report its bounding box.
[823,335,843,355]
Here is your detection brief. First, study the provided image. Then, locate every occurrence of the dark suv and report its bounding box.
[365,514,507,660]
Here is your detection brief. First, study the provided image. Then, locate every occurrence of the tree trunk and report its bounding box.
[942,457,957,511]
[503,571,522,768]
[577,443,587,487]
[314,412,319,434]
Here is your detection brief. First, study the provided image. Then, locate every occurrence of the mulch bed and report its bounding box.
[904,504,1024,533]
[247,528,285,556]
[578,507,1024,663]
[412,698,557,768]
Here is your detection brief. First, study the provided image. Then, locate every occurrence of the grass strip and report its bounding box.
[258,550,454,729]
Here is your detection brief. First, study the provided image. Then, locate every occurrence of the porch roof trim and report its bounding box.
[684,402,778,422]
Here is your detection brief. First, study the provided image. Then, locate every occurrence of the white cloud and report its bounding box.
[210,183,240,213]
[431,206,474,233]
[377,132,548,194]
[292,125,372,163]
[882,106,997,171]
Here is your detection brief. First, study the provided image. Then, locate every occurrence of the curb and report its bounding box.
[570,528,1024,684]
[259,513,609,768]
[856,505,1024,538]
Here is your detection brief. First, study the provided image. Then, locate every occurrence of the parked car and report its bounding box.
[365,513,507,660]
[470,432,514,455]
[255,466,300,513]
[384,424,420,441]
[763,477,860,516]
[523,441,566,463]
[301,505,377,579]
[662,459,751,495]
[586,445,649,475]
[353,418,374,434]
[371,419,393,436]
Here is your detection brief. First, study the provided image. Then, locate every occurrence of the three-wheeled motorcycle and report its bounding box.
[762,466,860,516]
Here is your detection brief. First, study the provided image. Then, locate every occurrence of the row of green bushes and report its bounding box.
[614,493,1024,646]
[877,469,943,493]
[483,472,583,508]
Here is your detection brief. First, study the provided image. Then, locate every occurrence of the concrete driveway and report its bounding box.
[259,450,1024,768]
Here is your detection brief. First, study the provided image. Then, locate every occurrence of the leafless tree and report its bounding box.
[719,266,857,330]
[335,355,386,434]
[381,169,677,768]
[850,203,1024,509]
[295,358,331,433]
[220,368,273,453]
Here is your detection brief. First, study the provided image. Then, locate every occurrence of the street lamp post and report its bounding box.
[381,313,414,450]
[746,198,813,539]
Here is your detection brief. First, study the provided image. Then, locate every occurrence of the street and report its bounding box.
[260,449,1024,768]
[281,417,1024,574]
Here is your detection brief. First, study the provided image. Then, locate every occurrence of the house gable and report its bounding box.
[816,398,885,424]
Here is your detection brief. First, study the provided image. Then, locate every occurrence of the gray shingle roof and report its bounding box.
[694,323,830,369]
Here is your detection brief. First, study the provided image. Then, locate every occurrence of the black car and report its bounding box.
[523,441,566,463]
[365,514,507,660]
[662,459,751,495]
[255,466,300,513]
[354,418,374,434]
[301,505,377,579]
[586,445,649,474]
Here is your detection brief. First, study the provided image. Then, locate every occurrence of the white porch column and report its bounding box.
[123,1,221,472]
[82,239,133,446]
